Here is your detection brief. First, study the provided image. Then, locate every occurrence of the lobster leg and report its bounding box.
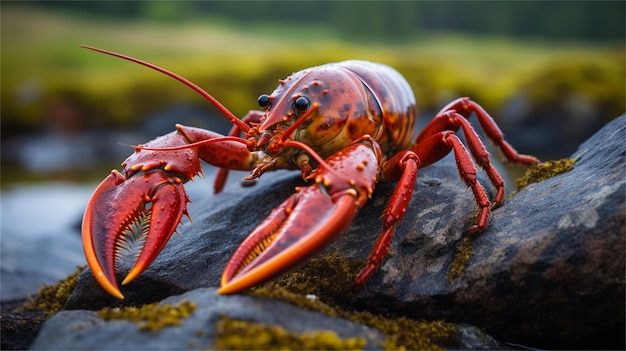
[176,124,260,171]
[437,97,540,165]
[414,130,491,234]
[416,100,539,206]
[219,136,383,294]
[354,129,494,288]
[354,150,420,288]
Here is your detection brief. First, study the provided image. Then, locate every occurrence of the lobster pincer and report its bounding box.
[81,128,204,299]
[82,125,257,299]
[82,169,189,299]
[219,137,383,294]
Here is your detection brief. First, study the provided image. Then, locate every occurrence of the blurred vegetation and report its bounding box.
[1,2,624,173]
[522,55,625,122]
[23,1,626,42]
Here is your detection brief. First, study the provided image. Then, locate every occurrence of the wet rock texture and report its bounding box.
[9,116,625,349]
[355,114,625,349]
[31,287,506,350]
[33,288,386,350]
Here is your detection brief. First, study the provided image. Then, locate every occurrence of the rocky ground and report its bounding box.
[2,115,624,350]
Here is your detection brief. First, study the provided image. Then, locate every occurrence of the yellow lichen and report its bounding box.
[515,158,576,192]
[17,266,84,316]
[448,236,474,281]
[215,316,366,350]
[96,300,197,332]
[254,285,459,350]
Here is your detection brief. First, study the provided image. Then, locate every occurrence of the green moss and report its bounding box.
[215,316,366,350]
[254,285,459,350]
[17,266,84,316]
[96,300,197,332]
[269,250,365,307]
[448,236,474,281]
[248,250,462,349]
[349,311,458,351]
[515,158,576,191]
[253,286,339,318]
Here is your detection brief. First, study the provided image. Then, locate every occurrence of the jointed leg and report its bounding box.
[435,97,539,165]
[415,98,539,206]
[417,111,506,205]
[354,150,420,288]
[354,129,492,288]
[354,99,536,288]
[413,131,491,233]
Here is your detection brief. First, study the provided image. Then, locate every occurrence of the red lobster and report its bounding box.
[81,46,539,299]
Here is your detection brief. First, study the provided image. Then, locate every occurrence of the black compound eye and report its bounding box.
[258,94,271,109]
[293,96,310,113]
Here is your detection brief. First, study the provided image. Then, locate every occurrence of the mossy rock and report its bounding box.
[96,300,197,332]
[216,316,367,350]
[32,287,505,350]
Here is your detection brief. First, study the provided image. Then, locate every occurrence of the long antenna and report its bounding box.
[80,45,249,133]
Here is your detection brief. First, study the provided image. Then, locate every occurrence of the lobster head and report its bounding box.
[254,61,385,160]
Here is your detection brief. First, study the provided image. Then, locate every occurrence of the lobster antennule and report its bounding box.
[79,45,249,133]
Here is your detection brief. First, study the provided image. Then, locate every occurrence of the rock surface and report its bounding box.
[9,116,625,349]
[353,115,625,349]
[32,288,385,350]
[31,287,505,350]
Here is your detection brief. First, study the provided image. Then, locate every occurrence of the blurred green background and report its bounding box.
[1,1,624,183]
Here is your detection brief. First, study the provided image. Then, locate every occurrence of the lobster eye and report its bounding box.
[258,94,271,109]
[293,96,310,113]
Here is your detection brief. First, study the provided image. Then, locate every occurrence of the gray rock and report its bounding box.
[349,115,625,349]
[34,287,506,350]
[33,288,385,350]
[64,116,624,349]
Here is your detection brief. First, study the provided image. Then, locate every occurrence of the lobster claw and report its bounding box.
[219,137,382,294]
[218,185,359,294]
[82,170,189,299]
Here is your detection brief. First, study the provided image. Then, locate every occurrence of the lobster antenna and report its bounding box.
[80,45,249,132]
[134,135,248,151]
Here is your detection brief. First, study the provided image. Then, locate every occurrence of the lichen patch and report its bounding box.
[215,316,366,350]
[515,158,576,192]
[96,300,197,332]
